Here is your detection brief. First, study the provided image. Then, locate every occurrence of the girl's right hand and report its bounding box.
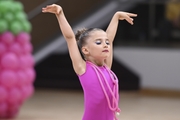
[42,4,62,15]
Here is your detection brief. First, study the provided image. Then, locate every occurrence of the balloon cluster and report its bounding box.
[0,0,35,118]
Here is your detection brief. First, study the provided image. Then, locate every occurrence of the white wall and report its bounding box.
[114,47,180,90]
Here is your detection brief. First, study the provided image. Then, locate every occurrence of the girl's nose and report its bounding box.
[103,43,108,48]
[104,45,108,48]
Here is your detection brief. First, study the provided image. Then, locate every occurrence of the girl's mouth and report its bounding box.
[102,50,109,52]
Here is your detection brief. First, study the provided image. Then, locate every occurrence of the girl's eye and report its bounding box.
[106,41,110,45]
[95,41,101,45]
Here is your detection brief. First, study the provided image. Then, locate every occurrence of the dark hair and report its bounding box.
[75,28,103,60]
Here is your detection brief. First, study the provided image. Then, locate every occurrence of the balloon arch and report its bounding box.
[0,0,35,118]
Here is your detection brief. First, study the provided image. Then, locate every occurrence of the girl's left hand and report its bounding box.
[118,11,137,25]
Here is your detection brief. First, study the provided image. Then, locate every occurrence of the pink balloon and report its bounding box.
[25,68,36,83]
[7,103,20,118]
[16,70,28,87]
[6,109,19,118]
[1,32,15,46]
[0,70,18,88]
[7,88,21,104]
[21,85,34,100]
[0,111,7,118]
[9,43,22,56]
[0,102,8,117]
[0,86,8,102]
[1,53,19,69]
[19,55,28,69]
[0,43,7,56]
[16,32,30,45]
[22,42,33,54]
[25,54,35,67]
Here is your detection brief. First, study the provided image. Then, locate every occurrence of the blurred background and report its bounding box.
[14,0,180,119]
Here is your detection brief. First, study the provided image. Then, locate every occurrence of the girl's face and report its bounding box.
[83,30,110,60]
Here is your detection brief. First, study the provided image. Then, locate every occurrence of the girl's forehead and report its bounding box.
[90,30,107,37]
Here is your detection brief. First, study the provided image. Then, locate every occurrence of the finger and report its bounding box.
[42,6,52,11]
[42,7,49,11]
[127,13,137,17]
[42,8,46,12]
[42,8,47,10]
[42,8,51,13]
[130,18,134,25]
[126,17,134,25]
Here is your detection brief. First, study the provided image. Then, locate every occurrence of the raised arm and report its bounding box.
[42,4,85,75]
[105,11,137,68]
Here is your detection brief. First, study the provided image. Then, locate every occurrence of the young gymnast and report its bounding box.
[42,4,137,120]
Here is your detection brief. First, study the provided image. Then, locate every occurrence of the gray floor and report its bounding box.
[11,89,180,120]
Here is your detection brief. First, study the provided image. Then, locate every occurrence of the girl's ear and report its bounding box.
[82,46,89,55]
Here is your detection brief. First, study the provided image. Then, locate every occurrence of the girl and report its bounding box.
[42,4,137,120]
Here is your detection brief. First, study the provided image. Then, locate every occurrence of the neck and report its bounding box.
[86,58,105,67]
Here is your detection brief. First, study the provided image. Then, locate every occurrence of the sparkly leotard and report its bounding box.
[78,61,121,120]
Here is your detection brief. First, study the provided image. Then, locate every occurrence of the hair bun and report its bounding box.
[75,28,87,41]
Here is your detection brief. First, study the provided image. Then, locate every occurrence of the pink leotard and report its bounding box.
[78,61,121,120]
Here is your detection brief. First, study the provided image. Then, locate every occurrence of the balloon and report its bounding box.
[0,102,8,117]
[13,1,23,12]
[9,21,22,35]
[23,42,33,54]
[21,21,32,33]
[25,68,36,83]
[16,32,30,45]
[1,53,18,69]
[0,43,7,56]
[7,103,20,118]
[25,54,35,67]
[3,12,14,22]
[0,70,17,88]
[7,87,21,104]
[0,20,8,33]
[1,31,15,45]
[0,0,34,119]
[15,12,27,21]
[9,43,22,56]
[19,55,35,69]
[16,70,27,87]
[0,1,9,13]
[0,86,8,102]
[19,56,28,69]
[21,85,34,100]
[6,1,16,13]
